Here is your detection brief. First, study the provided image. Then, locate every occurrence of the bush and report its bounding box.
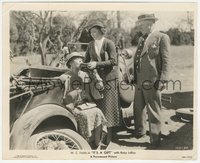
[130,27,194,46]
[166,28,194,46]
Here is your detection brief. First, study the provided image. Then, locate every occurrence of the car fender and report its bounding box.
[10,104,77,149]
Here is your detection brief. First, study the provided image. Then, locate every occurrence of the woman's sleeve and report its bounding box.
[96,40,117,68]
[84,44,91,63]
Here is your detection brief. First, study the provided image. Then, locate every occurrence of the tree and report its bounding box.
[116,11,121,28]
[10,12,19,55]
[130,26,143,46]
[177,11,194,32]
[166,28,194,45]
[30,11,54,65]
[12,11,55,65]
[12,11,39,55]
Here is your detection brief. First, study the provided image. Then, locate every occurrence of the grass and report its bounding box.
[169,46,194,92]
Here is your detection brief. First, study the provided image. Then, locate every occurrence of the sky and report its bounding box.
[58,11,194,32]
[120,11,194,32]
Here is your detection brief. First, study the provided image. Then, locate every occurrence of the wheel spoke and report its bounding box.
[35,132,81,150]
[65,138,73,144]
[51,134,57,140]
[55,134,61,141]
[39,138,47,149]
[68,144,78,149]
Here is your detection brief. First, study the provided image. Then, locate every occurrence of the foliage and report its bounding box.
[130,26,143,46]
[10,11,77,64]
[48,14,77,54]
[10,11,194,63]
[106,28,132,48]
[130,27,194,46]
[166,28,194,46]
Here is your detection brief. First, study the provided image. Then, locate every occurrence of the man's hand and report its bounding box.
[157,81,167,91]
[124,73,134,85]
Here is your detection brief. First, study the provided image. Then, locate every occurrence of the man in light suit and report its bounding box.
[132,14,170,148]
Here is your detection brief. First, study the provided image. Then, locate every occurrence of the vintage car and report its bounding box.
[10,66,92,150]
[9,49,136,150]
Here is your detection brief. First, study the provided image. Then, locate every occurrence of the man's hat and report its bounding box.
[87,20,105,31]
[66,52,84,67]
[136,13,158,23]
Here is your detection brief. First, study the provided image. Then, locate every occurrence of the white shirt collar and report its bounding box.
[95,37,105,43]
[94,37,105,60]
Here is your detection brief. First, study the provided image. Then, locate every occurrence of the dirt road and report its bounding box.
[106,108,193,150]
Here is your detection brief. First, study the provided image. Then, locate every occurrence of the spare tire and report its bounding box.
[176,108,193,123]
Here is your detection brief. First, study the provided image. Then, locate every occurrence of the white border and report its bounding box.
[1,1,199,163]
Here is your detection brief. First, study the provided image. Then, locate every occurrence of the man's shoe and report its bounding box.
[148,140,161,150]
[135,133,146,139]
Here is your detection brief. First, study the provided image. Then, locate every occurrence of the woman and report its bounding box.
[84,21,122,144]
[58,52,107,149]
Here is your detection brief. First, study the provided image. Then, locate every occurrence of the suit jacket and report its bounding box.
[133,31,170,85]
[84,38,118,81]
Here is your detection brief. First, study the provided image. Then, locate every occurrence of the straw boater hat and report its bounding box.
[66,52,84,67]
[136,13,158,24]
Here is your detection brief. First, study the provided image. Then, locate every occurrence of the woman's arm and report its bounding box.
[84,43,91,63]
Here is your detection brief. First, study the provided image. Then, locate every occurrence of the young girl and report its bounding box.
[84,21,122,144]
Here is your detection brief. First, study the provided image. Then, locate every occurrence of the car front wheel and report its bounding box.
[28,129,91,150]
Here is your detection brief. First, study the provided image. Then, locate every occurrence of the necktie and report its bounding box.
[134,34,148,72]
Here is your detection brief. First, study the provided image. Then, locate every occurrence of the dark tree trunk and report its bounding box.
[39,36,50,65]
[117,11,121,28]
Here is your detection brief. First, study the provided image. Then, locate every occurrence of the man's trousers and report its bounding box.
[134,83,162,145]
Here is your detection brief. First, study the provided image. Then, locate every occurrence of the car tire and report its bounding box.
[176,108,193,123]
[28,129,91,150]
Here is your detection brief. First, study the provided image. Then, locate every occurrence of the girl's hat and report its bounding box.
[87,20,105,30]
